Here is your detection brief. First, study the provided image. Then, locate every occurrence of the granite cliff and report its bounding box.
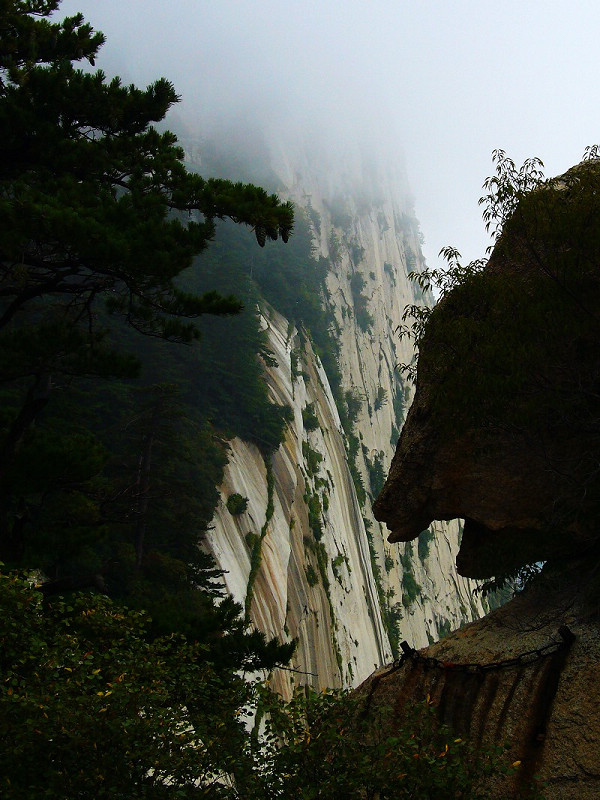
[188,135,487,694]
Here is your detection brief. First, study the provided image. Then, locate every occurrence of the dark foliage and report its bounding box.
[0,0,295,673]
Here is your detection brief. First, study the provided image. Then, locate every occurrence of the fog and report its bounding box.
[60,0,600,268]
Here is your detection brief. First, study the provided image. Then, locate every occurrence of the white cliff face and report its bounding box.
[210,308,390,697]
[206,141,486,695]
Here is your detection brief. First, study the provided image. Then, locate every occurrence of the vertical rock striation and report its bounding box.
[203,136,486,693]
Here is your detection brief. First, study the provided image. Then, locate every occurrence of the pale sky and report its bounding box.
[60,0,600,269]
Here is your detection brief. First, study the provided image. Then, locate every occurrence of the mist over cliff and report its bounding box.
[60,0,600,278]
[181,129,487,693]
[9,4,600,795]
[40,0,494,691]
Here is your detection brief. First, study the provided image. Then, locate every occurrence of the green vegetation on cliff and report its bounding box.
[0,4,513,796]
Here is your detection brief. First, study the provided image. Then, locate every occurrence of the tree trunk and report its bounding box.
[134,401,160,572]
[0,372,51,480]
[0,372,51,562]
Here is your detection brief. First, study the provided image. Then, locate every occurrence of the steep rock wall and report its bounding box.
[205,141,486,692]
[355,561,600,799]
[211,308,389,695]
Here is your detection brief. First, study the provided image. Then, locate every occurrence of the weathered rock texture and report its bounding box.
[356,561,600,799]
[195,134,487,694]
[209,302,486,697]
[374,160,600,577]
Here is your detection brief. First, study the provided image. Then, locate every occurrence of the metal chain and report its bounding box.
[359,626,576,722]
[388,624,576,676]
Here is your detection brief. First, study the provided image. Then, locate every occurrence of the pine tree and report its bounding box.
[0,1,294,560]
[0,1,293,473]
[0,0,296,671]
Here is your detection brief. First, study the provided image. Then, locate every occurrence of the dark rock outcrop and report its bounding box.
[355,562,600,799]
[374,160,600,577]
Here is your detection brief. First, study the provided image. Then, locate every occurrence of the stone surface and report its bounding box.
[208,306,485,697]
[355,561,600,799]
[374,160,600,577]
[200,137,487,694]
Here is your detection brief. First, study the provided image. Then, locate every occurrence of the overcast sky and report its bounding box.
[60,0,600,268]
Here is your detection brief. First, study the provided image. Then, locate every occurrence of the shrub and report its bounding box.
[400,541,413,572]
[350,272,373,332]
[331,554,346,582]
[366,450,386,497]
[350,242,365,265]
[306,564,319,587]
[329,231,341,262]
[374,386,388,411]
[302,441,323,478]
[344,390,363,426]
[418,528,435,561]
[226,493,249,515]
[302,403,319,432]
[402,571,422,606]
[259,688,512,799]
[384,261,397,285]
[307,493,323,540]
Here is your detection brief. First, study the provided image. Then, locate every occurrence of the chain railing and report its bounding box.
[359,625,576,720]
[388,624,576,676]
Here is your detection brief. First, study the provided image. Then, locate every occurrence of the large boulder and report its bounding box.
[374,160,600,577]
[355,560,600,799]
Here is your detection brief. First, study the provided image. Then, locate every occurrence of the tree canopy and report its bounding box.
[0,0,296,663]
[0,0,293,478]
[0,0,293,342]
[1,570,506,799]
[0,0,294,551]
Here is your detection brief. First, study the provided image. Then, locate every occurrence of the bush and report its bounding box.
[344,390,362,426]
[306,564,319,587]
[384,261,397,285]
[366,450,386,497]
[350,242,365,265]
[418,528,435,561]
[374,386,388,411]
[302,441,323,478]
[402,571,422,607]
[302,403,319,432]
[0,572,514,799]
[350,272,373,332]
[331,554,346,581]
[306,493,323,540]
[226,493,249,515]
[258,687,513,799]
[0,573,257,799]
